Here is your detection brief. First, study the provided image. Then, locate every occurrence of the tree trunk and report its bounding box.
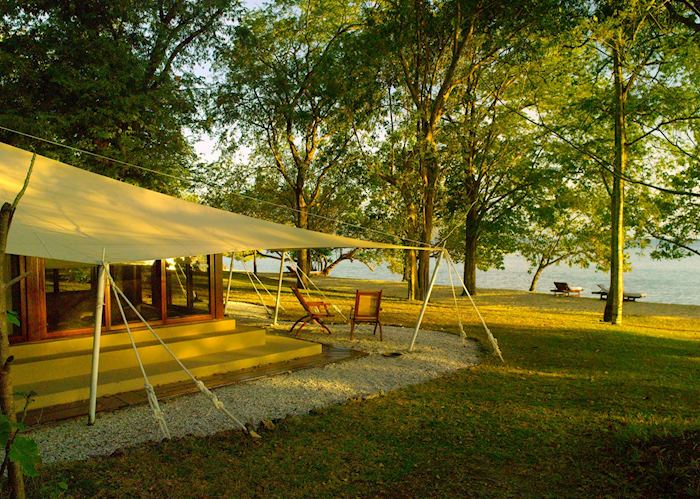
[462,173,479,295]
[529,259,546,292]
[406,249,418,300]
[0,155,34,499]
[253,251,257,275]
[295,191,310,287]
[318,248,358,276]
[463,219,478,296]
[417,129,438,300]
[0,203,25,499]
[405,202,419,300]
[462,92,480,296]
[604,40,627,325]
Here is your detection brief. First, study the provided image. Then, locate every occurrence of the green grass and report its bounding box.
[30,274,700,497]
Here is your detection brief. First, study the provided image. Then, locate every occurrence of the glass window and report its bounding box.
[165,256,210,319]
[45,264,98,333]
[110,261,163,326]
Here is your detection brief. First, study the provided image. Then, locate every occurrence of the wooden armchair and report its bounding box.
[289,286,333,335]
[349,290,383,341]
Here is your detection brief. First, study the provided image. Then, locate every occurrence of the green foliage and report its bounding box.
[0,412,41,478]
[209,0,391,274]
[520,0,700,294]
[0,0,238,192]
[8,435,40,477]
[6,310,19,327]
[518,183,610,289]
[1,0,697,293]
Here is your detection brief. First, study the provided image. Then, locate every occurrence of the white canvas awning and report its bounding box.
[0,142,413,264]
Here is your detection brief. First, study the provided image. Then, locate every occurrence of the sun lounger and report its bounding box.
[592,284,647,302]
[551,282,583,297]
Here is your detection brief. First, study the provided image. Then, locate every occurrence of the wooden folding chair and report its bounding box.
[349,290,383,341]
[289,286,333,335]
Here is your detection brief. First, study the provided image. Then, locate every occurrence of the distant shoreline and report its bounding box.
[228,251,700,307]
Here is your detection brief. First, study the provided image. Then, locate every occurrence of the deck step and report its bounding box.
[13,327,266,384]
[16,335,322,410]
[10,318,239,359]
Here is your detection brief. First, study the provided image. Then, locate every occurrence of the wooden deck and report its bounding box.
[23,342,366,427]
[13,320,326,411]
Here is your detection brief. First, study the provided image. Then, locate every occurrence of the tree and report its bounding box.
[214,0,378,282]
[645,191,700,259]
[573,1,698,324]
[666,0,700,32]
[640,39,700,260]
[517,1,699,324]
[641,144,700,259]
[0,0,236,191]
[368,0,483,299]
[199,147,384,277]
[368,0,573,299]
[0,155,35,499]
[440,56,550,295]
[519,184,609,292]
[353,92,424,298]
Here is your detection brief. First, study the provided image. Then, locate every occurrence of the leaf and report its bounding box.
[9,436,41,477]
[7,310,20,327]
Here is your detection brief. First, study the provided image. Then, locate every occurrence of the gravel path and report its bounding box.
[224,300,271,320]
[29,323,479,465]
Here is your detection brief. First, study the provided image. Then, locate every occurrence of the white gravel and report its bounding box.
[224,300,271,320]
[28,322,479,465]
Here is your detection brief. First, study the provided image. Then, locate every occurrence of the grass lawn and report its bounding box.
[32,274,700,497]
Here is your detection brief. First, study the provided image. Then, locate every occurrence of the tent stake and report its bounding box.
[409,250,444,352]
[273,251,286,325]
[88,263,108,425]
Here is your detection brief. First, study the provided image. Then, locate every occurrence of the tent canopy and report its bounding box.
[0,142,414,265]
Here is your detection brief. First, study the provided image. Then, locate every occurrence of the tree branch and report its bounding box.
[650,232,700,256]
[11,153,36,213]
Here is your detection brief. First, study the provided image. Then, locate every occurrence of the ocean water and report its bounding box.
[229,250,700,307]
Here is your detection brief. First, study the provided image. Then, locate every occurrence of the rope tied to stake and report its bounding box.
[446,253,468,346]
[445,256,505,363]
[145,383,171,440]
[194,380,261,438]
[109,274,172,440]
[107,272,257,438]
